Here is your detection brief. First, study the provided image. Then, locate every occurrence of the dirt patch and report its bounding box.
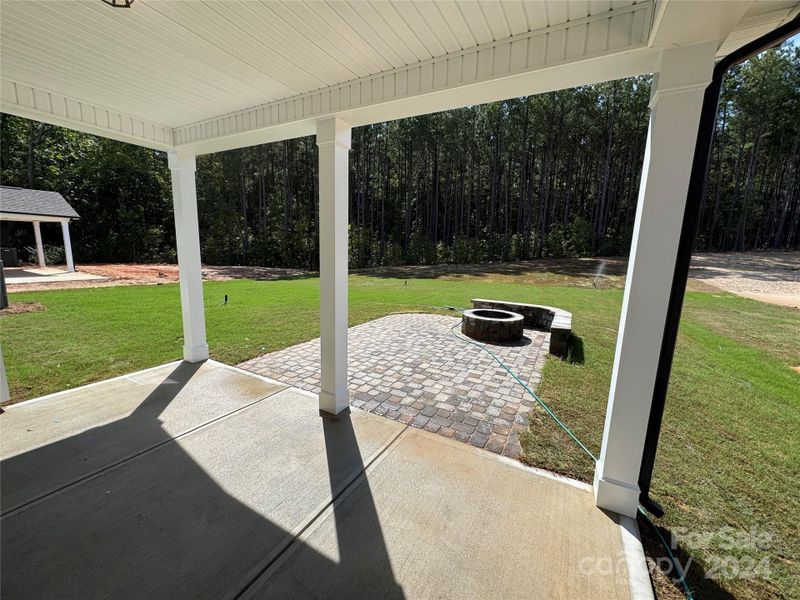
[0,301,45,316]
[689,251,800,309]
[84,263,308,283]
[685,279,724,293]
[6,263,308,292]
[357,257,628,289]
[82,263,179,281]
[6,252,798,304]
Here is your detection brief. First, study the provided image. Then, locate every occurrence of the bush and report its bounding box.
[451,236,487,264]
[543,218,592,258]
[23,244,65,265]
[509,232,535,261]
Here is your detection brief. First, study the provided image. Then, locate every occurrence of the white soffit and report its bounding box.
[717,0,800,57]
[0,0,642,128]
[174,2,656,153]
[0,1,796,153]
[1,0,652,150]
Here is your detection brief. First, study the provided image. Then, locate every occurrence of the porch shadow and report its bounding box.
[566,334,585,364]
[0,363,403,600]
[637,514,737,600]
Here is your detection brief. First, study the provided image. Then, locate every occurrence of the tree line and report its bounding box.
[1,43,798,269]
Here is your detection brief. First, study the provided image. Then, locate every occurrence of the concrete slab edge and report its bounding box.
[4,359,184,408]
[229,365,594,493]
[211,360,301,391]
[395,422,595,493]
[491,452,593,492]
[8,359,594,501]
[7,359,284,410]
[618,514,656,600]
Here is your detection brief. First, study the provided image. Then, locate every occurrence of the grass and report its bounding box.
[1,274,601,401]
[520,290,800,600]
[2,268,798,599]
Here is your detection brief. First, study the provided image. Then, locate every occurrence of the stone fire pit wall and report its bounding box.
[461,308,525,343]
[471,299,572,356]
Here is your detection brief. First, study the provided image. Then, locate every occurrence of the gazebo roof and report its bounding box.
[0,186,80,220]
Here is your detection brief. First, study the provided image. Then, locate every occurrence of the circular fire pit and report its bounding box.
[461,308,524,343]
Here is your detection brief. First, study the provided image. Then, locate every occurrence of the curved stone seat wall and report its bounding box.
[471,299,572,356]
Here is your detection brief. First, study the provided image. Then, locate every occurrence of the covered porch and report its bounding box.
[0,360,647,599]
[1,0,798,597]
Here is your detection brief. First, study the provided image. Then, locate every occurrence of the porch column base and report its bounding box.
[594,463,640,518]
[183,343,209,363]
[319,405,350,420]
[319,388,349,416]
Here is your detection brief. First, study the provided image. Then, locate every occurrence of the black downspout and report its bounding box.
[638,15,800,518]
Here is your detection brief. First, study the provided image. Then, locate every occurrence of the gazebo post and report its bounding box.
[0,344,9,404]
[32,221,45,267]
[61,221,75,273]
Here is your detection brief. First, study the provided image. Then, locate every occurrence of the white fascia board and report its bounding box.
[0,212,71,223]
[1,80,175,152]
[174,2,655,155]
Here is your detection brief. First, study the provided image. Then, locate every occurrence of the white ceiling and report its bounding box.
[0,0,640,128]
[717,0,799,56]
[0,0,797,153]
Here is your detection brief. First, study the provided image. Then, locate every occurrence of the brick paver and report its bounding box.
[238,313,549,457]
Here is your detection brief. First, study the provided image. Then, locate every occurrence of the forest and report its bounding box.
[1,42,798,269]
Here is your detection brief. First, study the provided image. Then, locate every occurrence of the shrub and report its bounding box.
[23,244,65,265]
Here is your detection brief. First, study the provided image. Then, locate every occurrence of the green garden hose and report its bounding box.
[439,306,695,599]
[448,319,598,461]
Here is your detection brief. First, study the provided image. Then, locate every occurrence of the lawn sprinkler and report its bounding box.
[592,259,607,288]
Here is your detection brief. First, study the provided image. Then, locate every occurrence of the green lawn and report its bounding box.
[2,271,798,599]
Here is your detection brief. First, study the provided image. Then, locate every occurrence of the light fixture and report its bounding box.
[101,0,134,7]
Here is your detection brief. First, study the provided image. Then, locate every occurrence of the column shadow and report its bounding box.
[1,362,403,600]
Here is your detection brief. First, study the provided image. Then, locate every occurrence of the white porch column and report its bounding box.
[168,152,209,363]
[61,221,75,272]
[32,221,45,267]
[594,42,716,517]
[316,117,351,415]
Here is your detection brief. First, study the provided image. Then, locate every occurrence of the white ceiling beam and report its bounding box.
[173,2,654,155]
[0,212,71,224]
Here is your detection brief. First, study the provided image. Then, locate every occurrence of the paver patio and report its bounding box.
[239,313,549,458]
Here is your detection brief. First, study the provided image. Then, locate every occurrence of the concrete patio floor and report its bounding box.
[0,360,651,600]
[3,265,106,285]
